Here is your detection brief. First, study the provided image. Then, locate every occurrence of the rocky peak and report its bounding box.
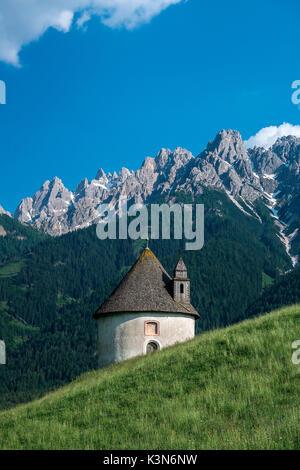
[205,129,248,163]
[76,178,89,194]
[14,176,73,230]
[119,167,131,182]
[155,148,172,168]
[141,156,155,171]
[248,146,284,176]
[39,177,73,204]
[155,147,193,170]
[168,148,194,169]
[271,135,300,165]
[95,168,106,180]
[185,129,257,199]
[0,204,11,217]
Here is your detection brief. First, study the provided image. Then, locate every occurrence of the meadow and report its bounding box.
[0,304,299,450]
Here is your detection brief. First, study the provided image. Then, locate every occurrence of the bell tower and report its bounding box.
[173,257,190,303]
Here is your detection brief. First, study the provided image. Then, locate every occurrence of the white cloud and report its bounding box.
[76,11,92,29]
[0,0,182,66]
[245,123,300,149]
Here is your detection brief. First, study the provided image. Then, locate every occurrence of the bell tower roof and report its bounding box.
[174,256,188,279]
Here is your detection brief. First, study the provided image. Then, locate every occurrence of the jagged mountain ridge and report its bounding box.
[0,204,11,217]
[14,129,300,264]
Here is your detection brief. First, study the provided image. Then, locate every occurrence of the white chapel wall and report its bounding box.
[97,312,195,368]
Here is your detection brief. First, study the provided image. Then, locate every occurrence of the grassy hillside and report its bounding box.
[0,189,294,410]
[0,304,299,450]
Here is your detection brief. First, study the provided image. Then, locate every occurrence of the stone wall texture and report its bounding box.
[97,313,195,368]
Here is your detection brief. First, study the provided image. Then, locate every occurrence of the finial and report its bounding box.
[145,225,150,249]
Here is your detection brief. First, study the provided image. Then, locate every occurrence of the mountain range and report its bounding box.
[4,129,299,266]
[1,128,300,410]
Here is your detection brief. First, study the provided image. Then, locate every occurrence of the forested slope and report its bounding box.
[0,190,293,409]
[246,267,300,317]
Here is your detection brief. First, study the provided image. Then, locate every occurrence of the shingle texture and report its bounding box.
[174,256,188,279]
[94,248,199,319]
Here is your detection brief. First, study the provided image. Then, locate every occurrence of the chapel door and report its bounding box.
[146,341,159,353]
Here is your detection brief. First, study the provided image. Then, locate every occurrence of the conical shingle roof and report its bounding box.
[94,248,199,318]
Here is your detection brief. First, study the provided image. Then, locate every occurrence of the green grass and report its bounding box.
[0,301,38,351]
[0,305,299,450]
[0,260,24,278]
[262,271,274,289]
[56,293,76,307]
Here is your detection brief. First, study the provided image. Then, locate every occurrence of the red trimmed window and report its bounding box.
[145,321,160,336]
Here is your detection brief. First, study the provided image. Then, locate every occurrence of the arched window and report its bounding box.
[145,321,160,336]
[180,283,184,294]
[146,341,160,353]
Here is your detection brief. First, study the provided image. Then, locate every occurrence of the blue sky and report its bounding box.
[0,0,300,213]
